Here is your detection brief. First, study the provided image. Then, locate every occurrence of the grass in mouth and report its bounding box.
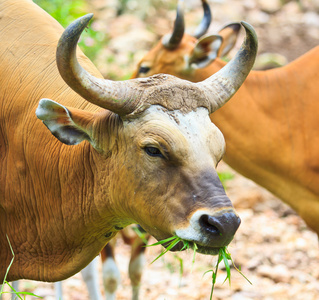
[0,235,42,299]
[147,235,251,298]
[204,246,252,299]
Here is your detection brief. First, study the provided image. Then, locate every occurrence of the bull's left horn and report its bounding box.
[56,14,142,115]
[162,0,185,49]
[196,21,258,113]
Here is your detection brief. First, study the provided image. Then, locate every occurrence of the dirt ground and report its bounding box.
[1,0,319,299]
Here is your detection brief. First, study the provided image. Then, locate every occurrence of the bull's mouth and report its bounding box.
[159,237,221,256]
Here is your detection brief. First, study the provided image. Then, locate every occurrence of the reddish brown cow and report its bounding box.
[100,1,242,299]
[0,0,257,283]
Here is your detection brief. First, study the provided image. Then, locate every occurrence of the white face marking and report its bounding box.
[128,105,226,167]
[173,108,225,166]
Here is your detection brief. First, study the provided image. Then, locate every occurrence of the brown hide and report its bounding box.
[0,0,109,281]
[133,33,319,235]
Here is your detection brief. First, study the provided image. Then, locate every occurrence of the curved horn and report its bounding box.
[193,0,212,39]
[56,14,142,115]
[162,0,185,49]
[196,21,258,113]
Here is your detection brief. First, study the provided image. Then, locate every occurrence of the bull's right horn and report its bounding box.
[196,21,258,113]
[193,0,212,39]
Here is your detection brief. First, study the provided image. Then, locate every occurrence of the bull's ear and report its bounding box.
[217,23,241,58]
[36,98,95,147]
[188,35,223,69]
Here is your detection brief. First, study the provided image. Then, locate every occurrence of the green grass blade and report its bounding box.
[3,282,23,300]
[173,254,184,286]
[1,235,15,294]
[227,250,253,285]
[210,255,221,300]
[146,236,179,247]
[150,238,181,264]
[131,226,149,245]
[203,269,213,277]
[192,243,198,265]
[0,236,43,299]
[221,251,231,286]
[180,242,189,251]
[180,240,191,251]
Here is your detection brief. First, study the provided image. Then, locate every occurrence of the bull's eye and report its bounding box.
[144,146,164,158]
[139,66,150,74]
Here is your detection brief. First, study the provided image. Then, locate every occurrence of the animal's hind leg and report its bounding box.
[127,226,150,300]
[101,239,121,300]
[81,257,102,300]
[54,281,63,300]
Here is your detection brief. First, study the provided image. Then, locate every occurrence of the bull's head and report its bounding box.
[36,14,257,254]
[133,0,241,80]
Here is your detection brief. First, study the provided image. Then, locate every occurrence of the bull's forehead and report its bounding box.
[125,105,225,165]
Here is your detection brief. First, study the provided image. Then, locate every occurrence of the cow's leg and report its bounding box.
[121,225,150,300]
[11,281,19,300]
[0,281,19,300]
[101,239,121,300]
[54,281,63,300]
[128,238,148,300]
[81,258,103,300]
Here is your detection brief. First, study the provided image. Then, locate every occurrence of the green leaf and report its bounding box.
[173,254,184,279]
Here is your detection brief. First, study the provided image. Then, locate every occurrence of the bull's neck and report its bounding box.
[47,142,117,274]
[2,140,116,282]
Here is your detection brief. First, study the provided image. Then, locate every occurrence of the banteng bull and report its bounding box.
[100,1,243,298]
[0,0,257,282]
[133,0,319,236]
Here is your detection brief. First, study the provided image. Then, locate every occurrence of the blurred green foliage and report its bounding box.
[218,171,235,189]
[33,0,88,27]
[33,0,109,63]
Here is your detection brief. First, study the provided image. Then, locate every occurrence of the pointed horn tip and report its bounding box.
[240,21,258,44]
[83,13,94,22]
[68,13,94,32]
[58,13,94,48]
[76,13,94,28]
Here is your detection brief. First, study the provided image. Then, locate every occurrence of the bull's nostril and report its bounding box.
[199,212,241,240]
[199,215,221,235]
